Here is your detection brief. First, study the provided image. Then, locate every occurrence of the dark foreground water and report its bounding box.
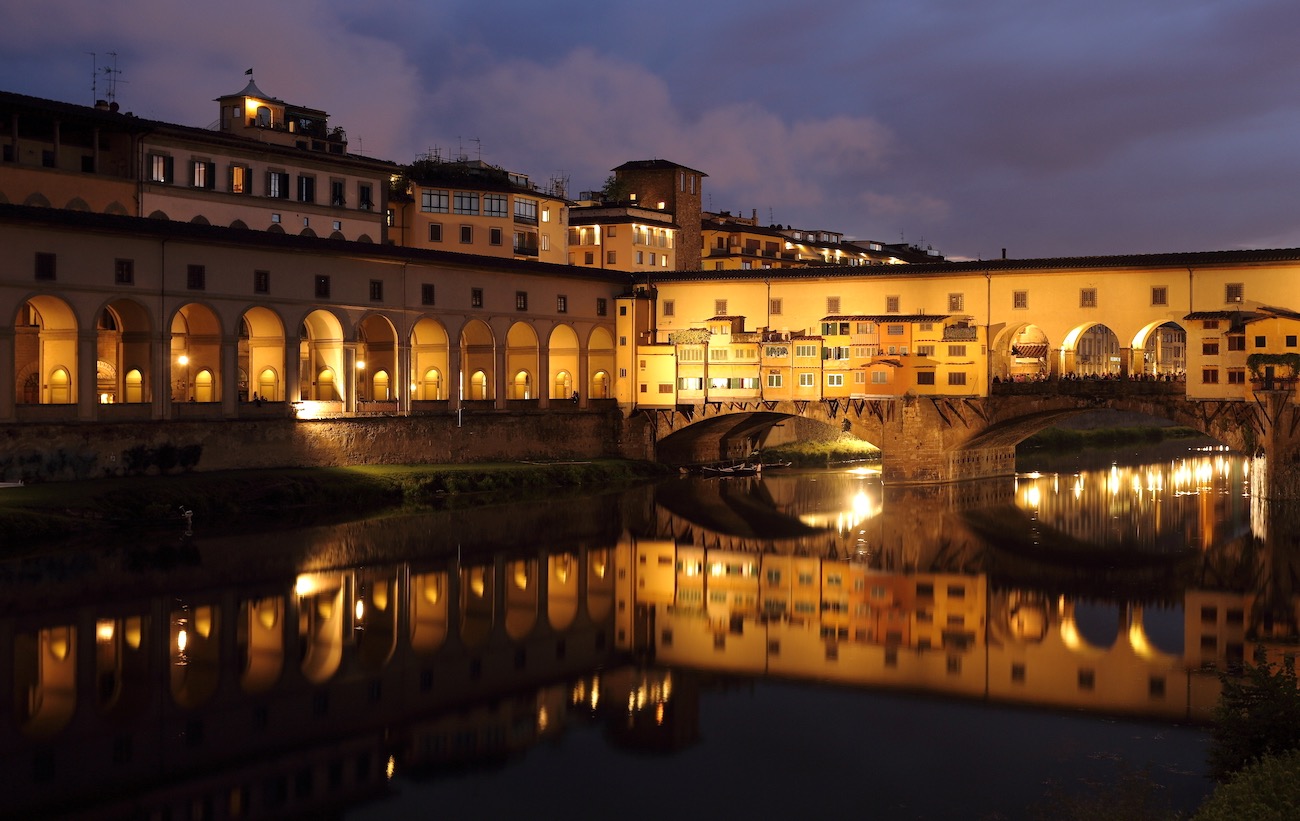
[4,440,1277,820]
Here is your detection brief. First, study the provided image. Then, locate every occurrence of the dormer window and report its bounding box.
[255,106,271,127]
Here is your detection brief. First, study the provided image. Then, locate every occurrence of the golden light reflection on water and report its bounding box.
[1014,447,1250,551]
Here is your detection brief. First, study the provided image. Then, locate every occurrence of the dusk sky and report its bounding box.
[4,0,1300,261]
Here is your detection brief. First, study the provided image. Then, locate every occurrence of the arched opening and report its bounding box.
[240,307,285,402]
[548,325,580,399]
[96,360,116,403]
[372,370,390,401]
[1135,321,1187,378]
[588,327,615,398]
[1063,323,1122,377]
[358,315,398,403]
[170,304,221,403]
[421,368,443,401]
[505,559,538,640]
[124,369,144,403]
[992,323,1051,382]
[554,370,573,399]
[193,369,214,403]
[511,370,531,400]
[14,296,78,405]
[99,299,153,404]
[506,322,539,402]
[299,310,344,402]
[411,318,449,402]
[48,367,71,404]
[257,368,278,400]
[460,320,495,400]
[469,370,489,400]
[317,368,338,401]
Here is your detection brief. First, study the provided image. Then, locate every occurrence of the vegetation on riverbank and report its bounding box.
[1018,425,1202,451]
[0,459,672,549]
[761,436,880,467]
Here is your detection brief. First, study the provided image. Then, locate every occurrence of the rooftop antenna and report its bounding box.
[101,52,122,106]
[470,137,482,162]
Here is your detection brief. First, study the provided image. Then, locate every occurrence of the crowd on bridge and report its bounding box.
[994,372,1187,384]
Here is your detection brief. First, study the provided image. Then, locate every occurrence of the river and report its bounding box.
[3,440,1279,820]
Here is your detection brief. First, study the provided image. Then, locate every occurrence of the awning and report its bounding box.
[1012,344,1048,358]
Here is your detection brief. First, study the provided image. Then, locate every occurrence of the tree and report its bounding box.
[1209,647,1300,781]
[1195,748,1300,820]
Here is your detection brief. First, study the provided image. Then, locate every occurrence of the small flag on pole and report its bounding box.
[245,68,253,75]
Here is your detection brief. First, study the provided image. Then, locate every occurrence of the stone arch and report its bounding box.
[229,219,249,230]
[299,309,346,402]
[98,298,154,404]
[147,209,169,220]
[14,295,78,404]
[299,227,317,238]
[1061,322,1121,377]
[991,323,1052,382]
[357,314,398,402]
[588,326,615,398]
[468,369,489,400]
[460,319,495,400]
[23,192,51,208]
[548,324,579,399]
[65,197,90,212]
[190,215,210,226]
[104,201,129,216]
[1131,320,1187,377]
[240,306,285,402]
[266,224,285,234]
[506,322,538,401]
[170,303,222,402]
[357,233,374,243]
[411,317,450,401]
[329,231,345,240]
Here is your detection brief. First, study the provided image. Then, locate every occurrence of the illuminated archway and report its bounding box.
[411,318,449,401]
[460,564,494,648]
[547,553,579,631]
[124,369,144,403]
[98,299,153,403]
[505,559,538,640]
[170,304,222,402]
[14,625,77,738]
[240,307,285,401]
[239,597,284,694]
[410,571,449,653]
[511,369,531,400]
[372,370,390,401]
[554,370,573,399]
[460,320,495,400]
[14,296,77,404]
[548,324,579,399]
[588,327,615,398]
[299,310,345,402]
[48,367,71,404]
[1062,323,1121,377]
[170,603,220,708]
[506,322,539,401]
[469,370,489,400]
[1133,321,1186,377]
[193,369,214,403]
[991,323,1051,382]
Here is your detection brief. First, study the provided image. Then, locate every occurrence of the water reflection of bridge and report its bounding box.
[5,462,1293,818]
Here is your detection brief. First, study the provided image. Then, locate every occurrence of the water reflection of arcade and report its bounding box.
[2,548,619,820]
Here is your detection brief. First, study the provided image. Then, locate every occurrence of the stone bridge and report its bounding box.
[641,380,1300,499]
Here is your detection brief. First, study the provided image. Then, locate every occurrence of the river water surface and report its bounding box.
[3,440,1282,820]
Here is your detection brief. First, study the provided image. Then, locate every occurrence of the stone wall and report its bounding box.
[0,409,649,482]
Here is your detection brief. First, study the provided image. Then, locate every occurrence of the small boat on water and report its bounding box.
[700,460,763,477]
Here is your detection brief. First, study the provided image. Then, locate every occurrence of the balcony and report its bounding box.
[513,245,540,258]
[942,326,979,341]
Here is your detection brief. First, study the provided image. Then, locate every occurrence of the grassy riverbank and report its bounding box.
[0,459,672,548]
[1018,424,1203,451]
